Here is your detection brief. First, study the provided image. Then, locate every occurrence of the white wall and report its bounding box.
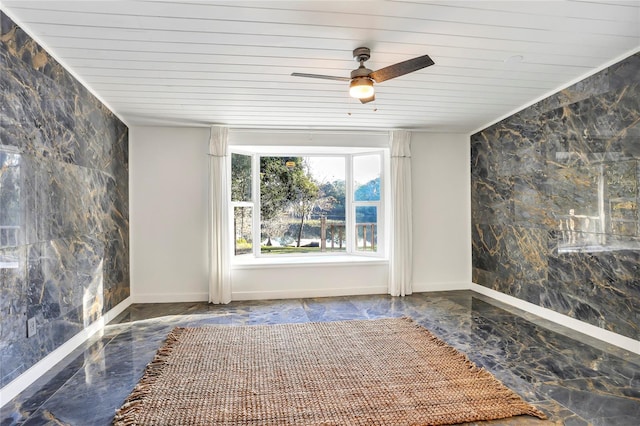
[411,132,471,291]
[232,260,388,300]
[129,126,210,302]
[130,127,471,302]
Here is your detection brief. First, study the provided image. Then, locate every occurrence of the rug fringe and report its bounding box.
[112,327,186,426]
[399,316,547,420]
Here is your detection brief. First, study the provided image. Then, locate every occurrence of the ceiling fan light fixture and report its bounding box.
[292,47,434,102]
[349,77,374,99]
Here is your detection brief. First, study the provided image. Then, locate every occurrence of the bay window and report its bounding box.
[230,148,386,259]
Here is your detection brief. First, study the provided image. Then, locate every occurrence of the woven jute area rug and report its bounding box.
[113,317,546,425]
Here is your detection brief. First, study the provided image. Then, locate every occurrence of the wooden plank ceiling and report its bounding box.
[2,0,639,132]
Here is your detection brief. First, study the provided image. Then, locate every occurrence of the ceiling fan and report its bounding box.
[291,47,434,104]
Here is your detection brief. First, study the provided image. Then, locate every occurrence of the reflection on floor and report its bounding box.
[2,291,639,425]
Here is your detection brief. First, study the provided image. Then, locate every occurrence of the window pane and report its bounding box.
[354,154,381,201]
[231,153,252,202]
[260,156,346,255]
[355,206,377,252]
[233,206,253,255]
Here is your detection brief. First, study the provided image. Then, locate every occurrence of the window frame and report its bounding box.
[229,147,387,261]
[351,152,384,257]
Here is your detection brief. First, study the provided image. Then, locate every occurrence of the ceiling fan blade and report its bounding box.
[291,72,350,82]
[369,54,434,83]
[359,94,375,104]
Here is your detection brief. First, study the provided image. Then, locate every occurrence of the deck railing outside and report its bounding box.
[320,217,376,252]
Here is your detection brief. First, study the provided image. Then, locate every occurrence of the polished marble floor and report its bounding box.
[1,290,639,425]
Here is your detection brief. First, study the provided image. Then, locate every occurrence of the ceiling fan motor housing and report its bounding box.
[351,47,373,79]
[353,47,371,63]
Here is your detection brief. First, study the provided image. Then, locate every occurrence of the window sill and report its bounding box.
[232,255,388,269]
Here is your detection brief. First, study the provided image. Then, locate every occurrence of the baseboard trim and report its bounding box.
[470,283,640,355]
[232,286,388,301]
[0,296,132,408]
[131,292,209,303]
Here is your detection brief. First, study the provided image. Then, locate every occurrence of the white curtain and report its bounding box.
[388,130,413,297]
[208,126,232,304]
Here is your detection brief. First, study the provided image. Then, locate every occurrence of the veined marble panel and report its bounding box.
[0,245,27,383]
[0,149,127,248]
[472,223,549,304]
[1,230,128,387]
[0,12,129,388]
[26,155,121,243]
[547,249,640,337]
[1,17,129,177]
[102,228,130,313]
[469,173,515,225]
[0,13,76,91]
[471,52,640,341]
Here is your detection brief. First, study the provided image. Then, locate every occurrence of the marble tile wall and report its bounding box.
[471,52,640,341]
[0,12,129,387]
